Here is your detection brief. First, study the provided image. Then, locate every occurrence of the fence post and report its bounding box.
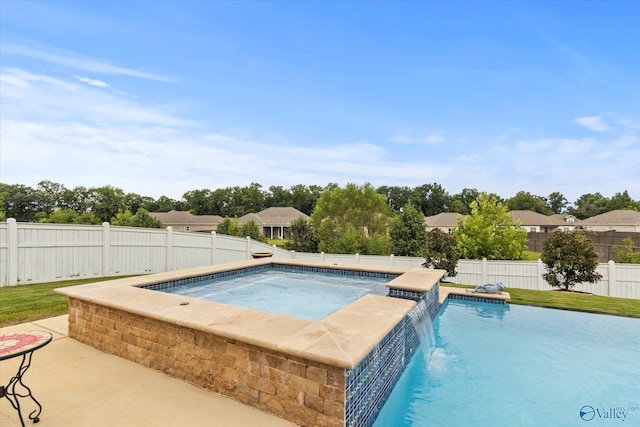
[608,260,615,297]
[482,258,488,284]
[211,231,217,265]
[7,218,18,286]
[102,222,111,277]
[390,254,394,266]
[537,259,545,291]
[355,253,360,264]
[246,236,251,259]
[166,226,173,271]
[321,252,325,262]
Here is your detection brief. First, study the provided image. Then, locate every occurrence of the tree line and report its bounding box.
[1,180,638,224]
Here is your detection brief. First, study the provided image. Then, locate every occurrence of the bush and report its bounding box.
[541,230,602,291]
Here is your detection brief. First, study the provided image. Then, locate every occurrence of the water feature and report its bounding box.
[407,299,436,367]
[373,299,640,426]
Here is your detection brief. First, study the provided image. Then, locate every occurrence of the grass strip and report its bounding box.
[0,276,137,327]
[443,283,640,318]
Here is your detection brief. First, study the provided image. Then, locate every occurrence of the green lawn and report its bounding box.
[0,276,137,327]
[2,276,639,327]
[443,283,640,317]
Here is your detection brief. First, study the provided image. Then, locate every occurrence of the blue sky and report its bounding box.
[1,1,638,203]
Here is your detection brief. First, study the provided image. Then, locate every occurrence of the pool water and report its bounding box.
[161,269,390,320]
[373,299,640,427]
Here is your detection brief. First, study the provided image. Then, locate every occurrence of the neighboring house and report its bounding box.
[580,209,640,232]
[424,212,465,233]
[149,210,223,232]
[549,213,580,232]
[509,210,580,233]
[238,207,310,239]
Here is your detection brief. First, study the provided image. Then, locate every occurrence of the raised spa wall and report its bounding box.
[56,259,446,427]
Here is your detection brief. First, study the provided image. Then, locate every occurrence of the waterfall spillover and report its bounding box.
[408,299,436,366]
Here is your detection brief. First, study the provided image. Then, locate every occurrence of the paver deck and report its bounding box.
[0,315,296,427]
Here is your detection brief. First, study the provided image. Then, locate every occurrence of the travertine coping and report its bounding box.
[55,259,439,369]
[439,286,512,304]
[385,269,446,293]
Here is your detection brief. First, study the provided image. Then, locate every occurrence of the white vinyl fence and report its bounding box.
[1,219,639,299]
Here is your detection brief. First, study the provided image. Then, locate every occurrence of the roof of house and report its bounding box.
[149,210,223,225]
[508,210,566,226]
[239,207,309,226]
[424,212,464,227]
[549,213,580,224]
[580,209,640,225]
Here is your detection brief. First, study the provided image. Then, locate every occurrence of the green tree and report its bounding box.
[569,193,609,219]
[0,183,38,221]
[410,183,450,216]
[266,185,293,208]
[290,184,324,215]
[216,218,241,236]
[389,203,426,256]
[547,192,568,214]
[88,185,126,222]
[183,189,213,215]
[377,185,413,214]
[454,192,528,260]
[311,183,394,253]
[541,230,603,291]
[325,225,366,254]
[608,191,636,211]
[506,191,551,214]
[365,233,393,255]
[39,209,100,224]
[132,208,164,228]
[110,209,135,226]
[286,217,319,253]
[240,219,266,242]
[422,229,459,278]
[450,188,480,215]
[614,237,640,264]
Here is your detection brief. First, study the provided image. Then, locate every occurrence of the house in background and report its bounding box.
[149,210,222,232]
[549,213,580,231]
[239,207,309,240]
[424,212,465,233]
[509,210,580,233]
[580,209,640,232]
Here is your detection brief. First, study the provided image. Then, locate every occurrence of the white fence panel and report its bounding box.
[610,263,640,300]
[1,220,638,299]
[214,234,251,264]
[110,226,168,275]
[0,223,7,286]
[172,230,213,270]
[17,223,103,284]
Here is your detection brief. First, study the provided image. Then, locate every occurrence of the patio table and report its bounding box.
[1,331,52,426]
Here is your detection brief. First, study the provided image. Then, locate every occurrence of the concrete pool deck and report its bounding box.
[0,315,296,427]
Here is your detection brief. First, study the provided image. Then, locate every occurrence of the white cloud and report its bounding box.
[3,43,173,82]
[391,132,444,145]
[574,116,609,132]
[74,76,110,88]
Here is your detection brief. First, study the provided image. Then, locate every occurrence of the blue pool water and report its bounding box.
[373,299,640,427]
[160,269,390,320]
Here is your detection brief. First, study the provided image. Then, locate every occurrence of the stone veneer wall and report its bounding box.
[68,299,347,427]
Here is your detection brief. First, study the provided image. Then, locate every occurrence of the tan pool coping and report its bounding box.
[439,285,511,303]
[0,315,296,427]
[55,259,445,369]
